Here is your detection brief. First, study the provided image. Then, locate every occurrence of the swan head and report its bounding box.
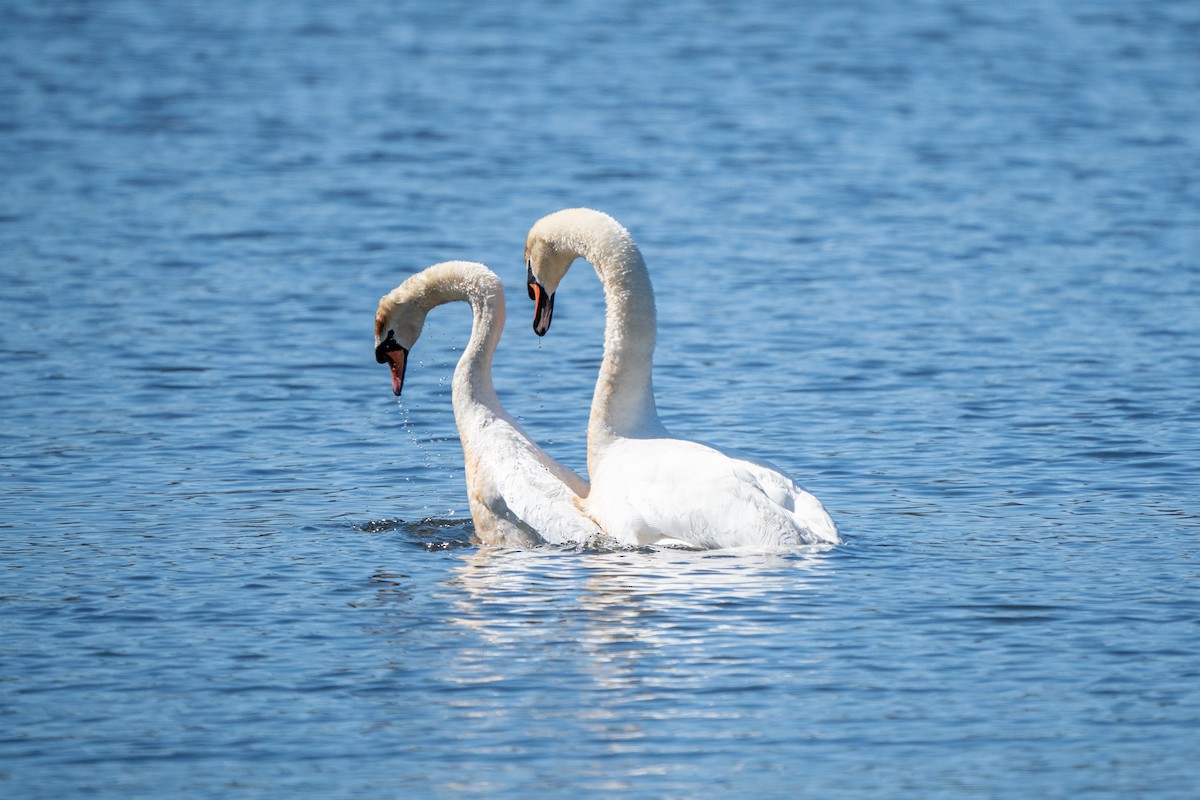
[525,208,638,336]
[374,261,503,395]
[523,237,576,337]
[523,225,583,338]
[374,293,427,396]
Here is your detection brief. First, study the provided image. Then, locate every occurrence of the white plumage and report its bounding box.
[524,209,840,549]
[375,261,606,548]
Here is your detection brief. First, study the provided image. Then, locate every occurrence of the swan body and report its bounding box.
[524,209,840,549]
[375,261,606,548]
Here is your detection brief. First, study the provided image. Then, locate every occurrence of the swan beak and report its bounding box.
[527,266,555,336]
[385,349,408,396]
[375,337,409,396]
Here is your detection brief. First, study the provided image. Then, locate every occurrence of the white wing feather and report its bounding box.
[463,409,605,547]
[584,437,838,549]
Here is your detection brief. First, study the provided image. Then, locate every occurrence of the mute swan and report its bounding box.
[375,261,607,548]
[523,209,840,549]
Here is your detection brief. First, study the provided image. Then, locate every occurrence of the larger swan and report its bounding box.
[523,208,840,549]
[375,261,606,548]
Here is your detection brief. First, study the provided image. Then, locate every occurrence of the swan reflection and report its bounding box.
[444,545,837,691]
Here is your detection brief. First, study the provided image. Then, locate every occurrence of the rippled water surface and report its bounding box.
[3,1,1199,797]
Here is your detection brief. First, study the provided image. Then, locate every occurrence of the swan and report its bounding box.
[375,261,607,548]
[523,208,840,549]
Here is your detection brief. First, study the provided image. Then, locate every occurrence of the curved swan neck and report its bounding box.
[394,262,503,412]
[448,276,504,414]
[562,211,664,443]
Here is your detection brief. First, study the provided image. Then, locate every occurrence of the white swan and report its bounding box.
[375,261,607,548]
[523,209,840,549]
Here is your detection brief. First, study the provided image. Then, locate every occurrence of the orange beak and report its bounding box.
[527,264,554,336]
[375,335,409,396]
[385,348,408,396]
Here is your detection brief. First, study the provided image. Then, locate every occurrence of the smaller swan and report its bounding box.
[524,209,840,549]
[375,261,606,548]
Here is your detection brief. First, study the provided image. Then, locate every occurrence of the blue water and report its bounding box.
[3,0,1199,796]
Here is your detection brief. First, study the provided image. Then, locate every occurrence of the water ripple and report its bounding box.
[3,0,1199,797]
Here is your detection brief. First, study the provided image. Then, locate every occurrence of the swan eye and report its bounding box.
[527,263,537,301]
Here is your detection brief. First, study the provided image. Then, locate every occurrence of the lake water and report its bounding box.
[2,0,1199,796]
